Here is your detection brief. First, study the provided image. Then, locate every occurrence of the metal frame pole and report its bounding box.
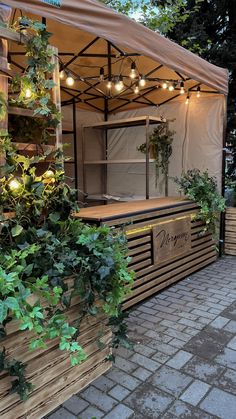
[146,116,150,199]
[72,98,78,196]
[219,95,228,257]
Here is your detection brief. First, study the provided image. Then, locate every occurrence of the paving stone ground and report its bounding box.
[47,256,236,419]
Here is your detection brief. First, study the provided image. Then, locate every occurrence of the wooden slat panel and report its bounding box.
[128,235,151,248]
[123,255,217,310]
[128,243,151,257]
[225,208,236,256]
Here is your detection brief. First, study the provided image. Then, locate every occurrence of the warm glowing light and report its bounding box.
[115,76,124,92]
[9,179,21,191]
[139,75,146,87]
[180,81,185,94]
[197,86,201,98]
[25,88,32,98]
[134,84,139,94]
[66,75,74,86]
[59,70,65,80]
[185,94,190,105]
[168,83,174,92]
[43,170,54,178]
[107,80,112,89]
[130,62,137,79]
[162,81,168,89]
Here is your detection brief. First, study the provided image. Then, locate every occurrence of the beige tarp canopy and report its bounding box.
[4,0,228,114]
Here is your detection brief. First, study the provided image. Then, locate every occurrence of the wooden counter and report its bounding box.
[75,198,217,309]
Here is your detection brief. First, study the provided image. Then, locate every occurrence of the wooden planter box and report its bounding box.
[225,207,236,256]
[0,297,112,419]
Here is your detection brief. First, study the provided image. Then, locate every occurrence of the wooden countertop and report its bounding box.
[74,197,192,222]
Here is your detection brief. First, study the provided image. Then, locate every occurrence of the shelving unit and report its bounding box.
[0,28,62,165]
[82,115,165,202]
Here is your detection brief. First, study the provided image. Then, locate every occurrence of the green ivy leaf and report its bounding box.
[0,301,8,323]
[11,225,23,237]
[5,297,20,311]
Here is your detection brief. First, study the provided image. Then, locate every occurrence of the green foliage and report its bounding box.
[174,169,225,236]
[0,348,33,401]
[0,143,133,401]
[10,17,61,133]
[0,92,7,122]
[137,122,174,187]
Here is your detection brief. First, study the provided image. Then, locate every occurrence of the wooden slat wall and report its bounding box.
[225,207,236,256]
[102,202,217,309]
[0,299,112,419]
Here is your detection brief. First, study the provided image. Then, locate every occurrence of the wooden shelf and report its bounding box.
[14,143,55,153]
[8,106,42,118]
[0,27,27,44]
[83,116,165,130]
[84,159,155,164]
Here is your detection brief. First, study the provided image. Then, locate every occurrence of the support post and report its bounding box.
[145,116,150,199]
[72,98,78,195]
[51,46,62,148]
[219,95,228,257]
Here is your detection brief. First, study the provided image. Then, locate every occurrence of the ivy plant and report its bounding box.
[174,169,225,237]
[137,122,175,189]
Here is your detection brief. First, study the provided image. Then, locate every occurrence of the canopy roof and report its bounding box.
[5,0,228,113]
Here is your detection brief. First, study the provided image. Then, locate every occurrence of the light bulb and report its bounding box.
[25,88,32,98]
[197,86,201,98]
[168,83,174,92]
[9,179,21,191]
[99,67,105,81]
[185,94,190,105]
[115,76,124,92]
[162,81,168,89]
[130,62,137,79]
[107,79,112,89]
[66,75,74,86]
[180,81,185,94]
[139,75,146,87]
[134,85,139,94]
[43,170,54,179]
[59,69,65,80]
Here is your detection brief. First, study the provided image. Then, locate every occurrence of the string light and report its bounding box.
[130,62,137,79]
[25,88,32,98]
[115,76,124,92]
[107,79,112,89]
[59,69,65,80]
[9,179,21,191]
[66,74,75,86]
[139,75,146,87]
[168,83,174,92]
[133,84,139,94]
[180,81,185,94]
[162,81,168,89]
[99,67,105,81]
[197,85,201,98]
[185,92,190,105]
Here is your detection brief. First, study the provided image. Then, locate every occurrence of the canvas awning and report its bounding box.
[3,0,228,113]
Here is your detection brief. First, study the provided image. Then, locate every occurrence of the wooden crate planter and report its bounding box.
[225,207,236,256]
[0,297,112,419]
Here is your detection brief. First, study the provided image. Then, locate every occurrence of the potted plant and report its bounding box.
[137,121,175,195]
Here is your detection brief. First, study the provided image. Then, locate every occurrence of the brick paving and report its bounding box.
[48,256,236,419]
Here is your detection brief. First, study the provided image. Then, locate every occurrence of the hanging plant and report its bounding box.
[10,17,61,136]
[137,121,175,188]
[174,169,225,237]
[0,91,7,122]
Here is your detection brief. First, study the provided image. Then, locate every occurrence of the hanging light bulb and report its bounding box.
[25,88,32,98]
[59,69,65,80]
[197,85,201,98]
[133,84,139,94]
[115,76,124,92]
[168,83,174,92]
[107,78,112,89]
[139,75,146,87]
[185,92,190,105]
[130,62,137,79]
[66,74,75,87]
[99,67,105,81]
[9,179,21,191]
[180,81,185,95]
[162,81,168,89]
